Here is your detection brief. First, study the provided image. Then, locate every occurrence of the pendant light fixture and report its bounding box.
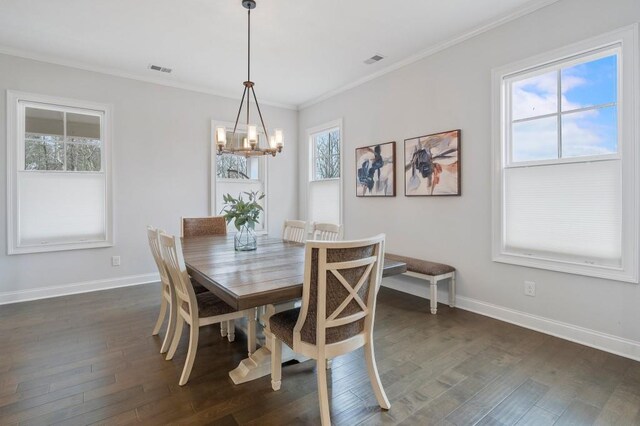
[215,0,283,157]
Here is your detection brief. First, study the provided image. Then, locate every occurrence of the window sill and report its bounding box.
[9,240,113,255]
[492,251,638,284]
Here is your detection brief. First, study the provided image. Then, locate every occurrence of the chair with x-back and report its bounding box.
[268,234,389,425]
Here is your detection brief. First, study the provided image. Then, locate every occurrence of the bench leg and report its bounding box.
[430,279,437,315]
[449,273,456,308]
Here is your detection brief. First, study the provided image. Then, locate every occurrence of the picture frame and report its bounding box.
[355,141,396,197]
[404,130,461,196]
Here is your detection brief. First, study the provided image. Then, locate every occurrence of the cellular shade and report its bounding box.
[18,172,106,246]
[504,160,622,266]
[308,179,340,225]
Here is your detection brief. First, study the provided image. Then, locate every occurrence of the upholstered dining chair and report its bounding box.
[282,219,307,243]
[181,216,227,238]
[159,232,257,386]
[311,222,343,241]
[268,235,389,425]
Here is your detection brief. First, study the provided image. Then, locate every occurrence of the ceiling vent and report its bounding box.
[364,54,384,65]
[148,64,172,73]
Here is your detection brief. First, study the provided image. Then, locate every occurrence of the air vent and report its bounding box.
[364,54,384,65]
[148,64,172,73]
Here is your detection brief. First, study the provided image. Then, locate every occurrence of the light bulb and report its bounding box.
[275,128,284,148]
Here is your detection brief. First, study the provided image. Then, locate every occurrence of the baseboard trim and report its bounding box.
[0,273,160,306]
[381,279,640,362]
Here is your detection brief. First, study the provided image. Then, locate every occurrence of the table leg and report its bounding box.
[229,302,307,385]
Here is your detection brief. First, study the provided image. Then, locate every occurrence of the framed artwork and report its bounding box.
[404,129,460,196]
[356,141,396,197]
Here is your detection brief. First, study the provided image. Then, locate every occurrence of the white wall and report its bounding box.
[0,53,298,301]
[298,0,640,358]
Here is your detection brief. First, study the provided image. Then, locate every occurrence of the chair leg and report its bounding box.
[364,341,390,410]
[270,335,282,391]
[160,295,177,354]
[449,274,456,308]
[430,279,438,315]
[220,320,228,337]
[152,294,167,336]
[247,309,257,356]
[317,356,331,426]
[166,315,184,361]
[227,320,235,342]
[179,323,199,386]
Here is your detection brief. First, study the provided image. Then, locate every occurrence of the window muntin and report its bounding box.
[508,49,619,165]
[311,128,340,181]
[23,106,103,172]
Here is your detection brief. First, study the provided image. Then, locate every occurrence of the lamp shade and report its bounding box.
[274,128,284,148]
[215,126,227,147]
[247,125,257,144]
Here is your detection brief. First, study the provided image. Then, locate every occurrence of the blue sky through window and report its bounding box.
[511,53,618,161]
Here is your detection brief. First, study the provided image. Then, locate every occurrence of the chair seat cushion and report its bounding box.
[194,292,236,317]
[385,253,455,276]
[269,308,300,348]
[269,307,365,348]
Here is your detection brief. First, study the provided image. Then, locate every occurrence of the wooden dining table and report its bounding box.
[182,234,407,384]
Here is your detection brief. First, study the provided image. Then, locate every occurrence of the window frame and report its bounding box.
[210,120,269,235]
[306,119,344,228]
[309,123,342,182]
[491,25,639,283]
[6,90,114,255]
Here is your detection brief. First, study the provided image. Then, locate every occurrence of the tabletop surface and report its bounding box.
[182,234,407,310]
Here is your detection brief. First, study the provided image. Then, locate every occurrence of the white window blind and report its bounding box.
[504,161,622,266]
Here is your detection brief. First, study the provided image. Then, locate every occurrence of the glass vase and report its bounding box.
[234,225,257,251]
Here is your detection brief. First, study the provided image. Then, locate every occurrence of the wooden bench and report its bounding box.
[385,253,456,314]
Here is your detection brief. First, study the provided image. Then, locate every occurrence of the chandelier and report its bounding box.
[215,0,283,157]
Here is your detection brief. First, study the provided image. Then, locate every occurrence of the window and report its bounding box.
[311,127,341,181]
[307,120,343,226]
[492,26,638,282]
[212,125,267,232]
[7,91,113,254]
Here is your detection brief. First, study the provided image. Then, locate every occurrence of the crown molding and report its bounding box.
[0,45,298,111]
[298,0,561,110]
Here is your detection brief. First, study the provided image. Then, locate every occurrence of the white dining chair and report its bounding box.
[148,226,211,354]
[282,219,307,243]
[147,226,176,354]
[159,231,257,386]
[268,235,389,425]
[311,222,343,241]
[180,216,234,338]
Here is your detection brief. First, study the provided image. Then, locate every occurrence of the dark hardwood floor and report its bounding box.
[1,284,639,425]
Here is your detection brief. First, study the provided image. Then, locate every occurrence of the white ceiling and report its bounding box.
[0,0,555,108]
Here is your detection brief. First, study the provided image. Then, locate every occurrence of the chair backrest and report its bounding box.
[282,219,307,243]
[312,222,343,241]
[293,235,385,356]
[158,232,197,316]
[147,226,169,286]
[181,216,227,238]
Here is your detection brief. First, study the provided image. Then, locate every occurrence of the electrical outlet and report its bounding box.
[524,281,535,297]
[111,256,121,267]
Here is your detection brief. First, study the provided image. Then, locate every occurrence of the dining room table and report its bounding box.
[182,233,407,384]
